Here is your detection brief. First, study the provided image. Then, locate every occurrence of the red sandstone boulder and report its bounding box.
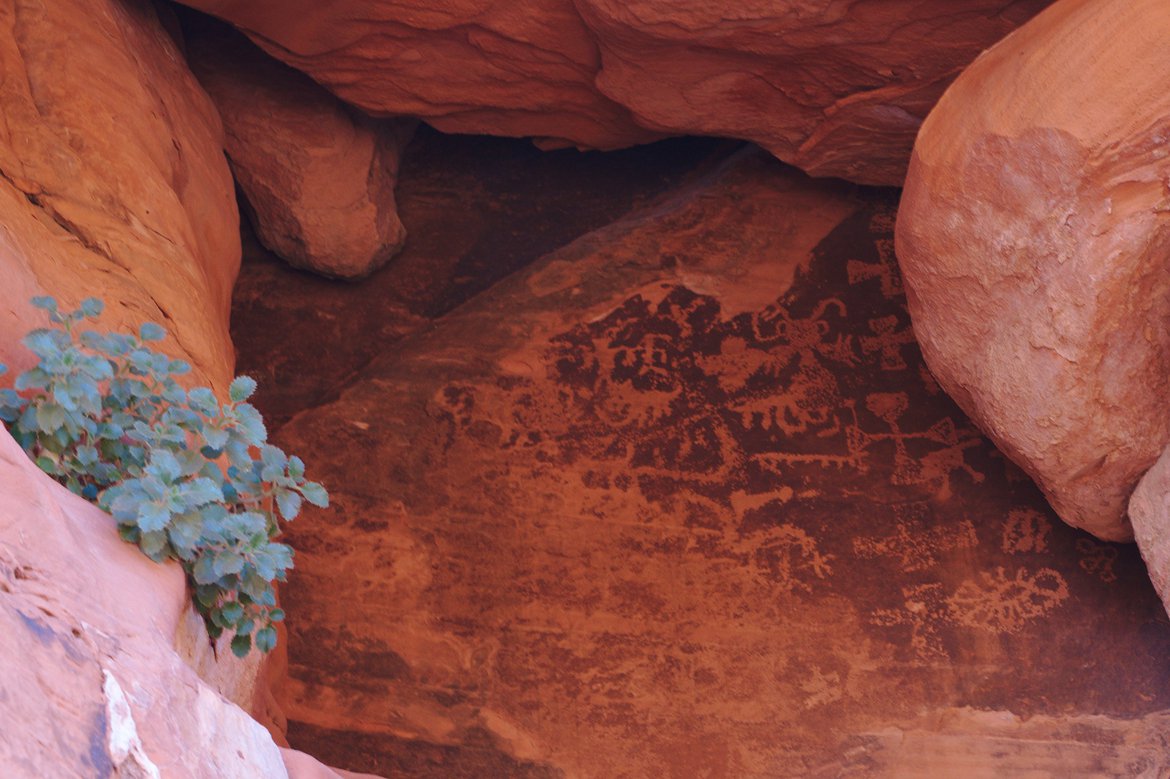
[185,22,414,280]
[895,0,1170,541]
[173,0,657,151]
[175,0,1051,185]
[1131,447,1170,612]
[577,0,1051,184]
[0,0,239,391]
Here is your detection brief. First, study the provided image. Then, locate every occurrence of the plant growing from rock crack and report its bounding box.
[0,296,327,657]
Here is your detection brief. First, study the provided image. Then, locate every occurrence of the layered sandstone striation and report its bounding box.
[174,0,1051,185]
[0,0,239,391]
[895,0,1170,541]
[185,21,414,280]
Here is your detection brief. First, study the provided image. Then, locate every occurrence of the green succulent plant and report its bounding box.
[0,296,327,657]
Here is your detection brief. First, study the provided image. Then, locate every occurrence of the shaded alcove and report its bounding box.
[230,129,1170,777]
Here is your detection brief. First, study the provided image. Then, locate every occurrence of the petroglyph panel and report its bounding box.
[239,149,1170,776]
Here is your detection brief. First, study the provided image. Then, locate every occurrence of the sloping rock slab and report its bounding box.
[268,150,1170,774]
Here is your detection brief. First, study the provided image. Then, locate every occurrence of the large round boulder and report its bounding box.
[895,0,1170,541]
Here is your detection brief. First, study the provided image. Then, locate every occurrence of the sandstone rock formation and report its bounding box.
[175,0,658,152]
[577,0,1052,184]
[0,0,239,392]
[246,146,1170,775]
[0,426,332,778]
[185,22,414,280]
[895,0,1170,541]
[0,2,372,775]
[1130,447,1170,612]
[174,0,1051,185]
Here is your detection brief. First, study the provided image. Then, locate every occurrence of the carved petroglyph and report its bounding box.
[871,567,1070,662]
[854,515,978,573]
[799,664,846,709]
[1076,539,1119,584]
[947,567,1069,634]
[869,207,898,236]
[860,315,917,371]
[847,244,903,300]
[741,524,834,595]
[1002,509,1052,555]
[870,583,952,662]
[853,393,984,498]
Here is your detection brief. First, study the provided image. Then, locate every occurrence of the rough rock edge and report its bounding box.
[0,425,378,777]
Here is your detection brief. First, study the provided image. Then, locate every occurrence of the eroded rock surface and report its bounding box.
[174,0,1051,184]
[0,0,239,391]
[0,429,290,777]
[895,0,1170,541]
[185,20,414,279]
[577,0,1052,184]
[175,0,657,151]
[239,148,1170,776]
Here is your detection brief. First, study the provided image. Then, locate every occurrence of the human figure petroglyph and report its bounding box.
[860,315,917,371]
[870,582,952,662]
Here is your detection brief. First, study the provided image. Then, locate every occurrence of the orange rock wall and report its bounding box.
[0,0,239,390]
[175,0,1052,185]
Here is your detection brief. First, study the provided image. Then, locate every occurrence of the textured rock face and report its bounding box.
[185,23,414,280]
[0,429,287,777]
[175,0,1051,185]
[895,0,1170,542]
[577,0,1051,184]
[241,145,1170,775]
[0,425,371,778]
[0,0,239,390]
[176,0,658,151]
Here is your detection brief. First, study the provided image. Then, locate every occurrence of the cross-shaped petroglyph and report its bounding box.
[846,245,903,300]
[859,315,917,371]
[852,392,983,498]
